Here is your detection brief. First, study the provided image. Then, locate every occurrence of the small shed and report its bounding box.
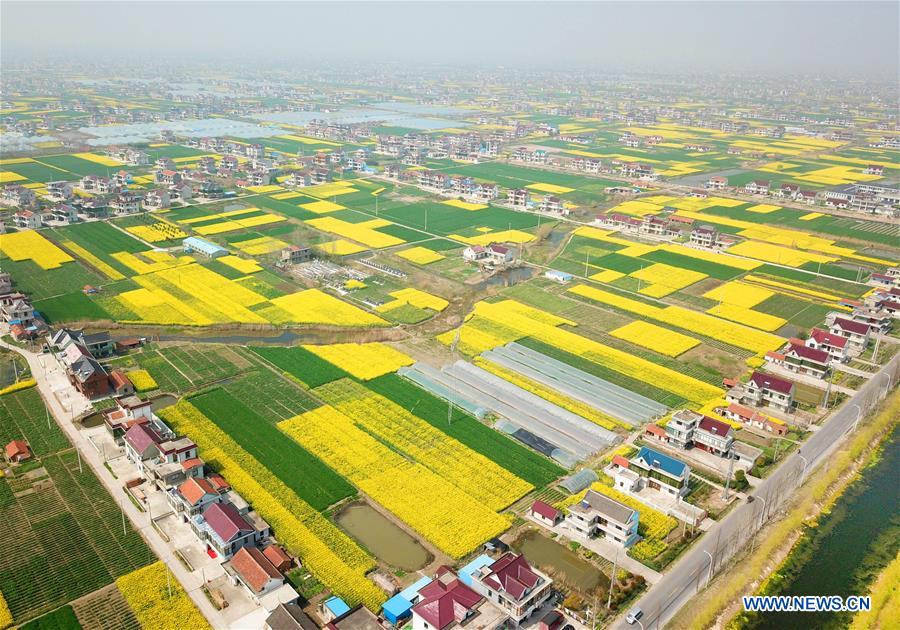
[381,594,413,625]
[321,596,351,622]
[5,440,32,463]
[530,500,562,526]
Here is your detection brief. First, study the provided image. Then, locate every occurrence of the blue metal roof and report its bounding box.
[382,594,413,620]
[458,554,493,587]
[636,446,687,478]
[324,596,351,617]
[183,236,227,255]
[398,575,433,601]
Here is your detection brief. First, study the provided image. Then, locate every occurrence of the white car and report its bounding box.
[625,607,643,625]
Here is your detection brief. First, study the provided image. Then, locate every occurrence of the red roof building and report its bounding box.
[530,500,561,525]
[413,574,483,630]
[5,439,32,463]
[228,546,283,595]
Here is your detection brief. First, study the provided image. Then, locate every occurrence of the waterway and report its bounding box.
[335,502,430,572]
[514,530,605,593]
[750,425,900,629]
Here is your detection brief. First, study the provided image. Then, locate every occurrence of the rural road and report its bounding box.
[611,353,900,629]
[0,336,231,629]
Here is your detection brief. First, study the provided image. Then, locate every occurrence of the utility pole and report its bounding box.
[77,448,83,474]
[873,333,881,363]
[584,250,590,277]
[121,500,127,536]
[722,446,735,500]
[607,548,619,609]
[823,368,834,408]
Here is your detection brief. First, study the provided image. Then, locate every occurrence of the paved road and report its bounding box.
[0,337,231,628]
[612,354,899,629]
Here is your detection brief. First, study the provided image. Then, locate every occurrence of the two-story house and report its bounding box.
[564,489,640,548]
[629,446,691,497]
[469,553,553,625]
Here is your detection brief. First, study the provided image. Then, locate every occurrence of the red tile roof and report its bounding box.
[644,424,667,438]
[787,342,829,364]
[611,454,631,468]
[413,577,482,630]
[203,502,253,543]
[832,317,871,336]
[262,544,292,571]
[123,423,162,454]
[5,440,30,460]
[230,546,281,594]
[698,416,732,436]
[530,500,561,521]
[809,328,848,349]
[179,477,216,506]
[750,371,794,395]
[480,553,541,602]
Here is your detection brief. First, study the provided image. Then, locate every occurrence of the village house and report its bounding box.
[280,245,312,265]
[805,328,850,362]
[690,225,719,248]
[729,371,795,412]
[564,489,640,548]
[168,474,228,520]
[664,410,734,457]
[109,191,142,214]
[50,204,79,224]
[143,189,170,210]
[777,342,830,379]
[191,500,270,561]
[829,316,871,350]
[706,175,728,190]
[718,403,788,436]
[469,553,553,626]
[69,354,111,398]
[46,180,74,201]
[539,195,566,215]
[264,604,318,630]
[744,180,771,195]
[0,292,36,328]
[507,188,530,209]
[224,546,286,601]
[1,185,37,208]
[627,446,691,497]
[102,395,156,443]
[13,210,44,229]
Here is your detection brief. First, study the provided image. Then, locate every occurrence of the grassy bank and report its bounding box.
[669,389,900,629]
[849,551,900,629]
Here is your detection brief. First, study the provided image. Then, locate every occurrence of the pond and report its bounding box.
[476,266,537,290]
[515,530,606,593]
[335,503,431,572]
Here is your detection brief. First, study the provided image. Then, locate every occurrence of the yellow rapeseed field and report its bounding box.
[442,199,487,211]
[378,288,449,312]
[703,281,774,308]
[306,217,404,248]
[194,213,284,236]
[234,236,288,255]
[72,152,124,166]
[269,289,386,326]
[315,239,368,255]
[116,562,210,630]
[279,404,515,558]
[449,229,534,245]
[567,284,784,355]
[303,343,414,380]
[302,200,346,214]
[609,320,700,357]
[60,240,125,280]
[526,182,574,194]
[631,263,707,297]
[396,246,445,265]
[0,230,74,269]
[0,171,26,183]
[706,303,786,332]
[218,255,263,274]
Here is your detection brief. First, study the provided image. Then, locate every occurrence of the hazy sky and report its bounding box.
[3,1,898,79]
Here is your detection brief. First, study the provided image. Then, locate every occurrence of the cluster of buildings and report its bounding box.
[105,394,302,610]
[704,176,900,216]
[462,243,515,267]
[47,328,134,399]
[0,272,47,341]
